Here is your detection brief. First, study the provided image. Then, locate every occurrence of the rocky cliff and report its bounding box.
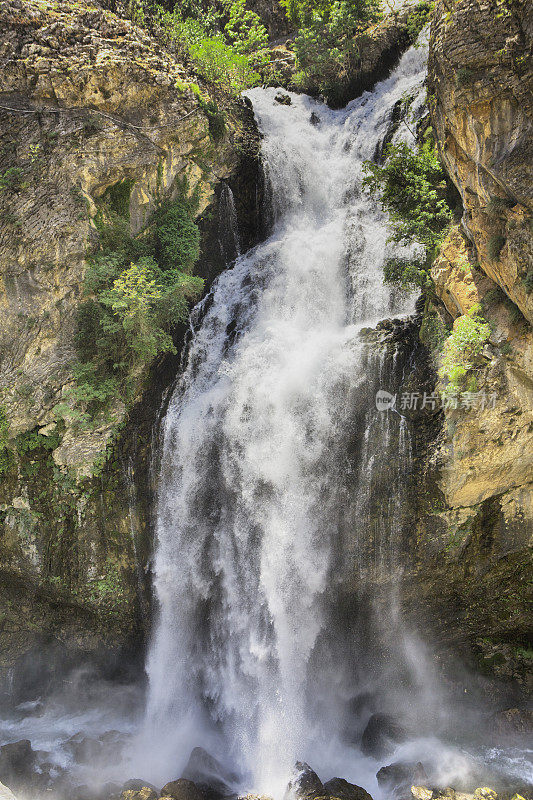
[0,0,263,700]
[398,0,532,697]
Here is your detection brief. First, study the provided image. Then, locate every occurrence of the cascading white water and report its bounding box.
[143,40,429,795]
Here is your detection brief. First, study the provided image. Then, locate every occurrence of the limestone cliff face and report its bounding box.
[0,0,262,699]
[428,0,533,323]
[401,0,533,695]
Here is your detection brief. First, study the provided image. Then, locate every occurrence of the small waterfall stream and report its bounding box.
[143,40,429,795]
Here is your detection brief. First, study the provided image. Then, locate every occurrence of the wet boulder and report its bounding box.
[182,748,237,798]
[0,739,39,795]
[0,782,17,800]
[122,779,159,793]
[73,784,122,800]
[361,714,407,757]
[64,732,104,763]
[310,112,321,126]
[161,778,205,800]
[411,788,433,800]
[324,777,373,800]
[376,762,427,797]
[286,762,324,800]
[274,92,292,106]
[121,789,158,800]
[492,708,533,736]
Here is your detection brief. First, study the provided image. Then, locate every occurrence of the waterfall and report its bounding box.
[143,39,429,795]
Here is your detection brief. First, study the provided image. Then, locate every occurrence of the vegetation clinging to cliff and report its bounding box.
[281,0,382,97]
[362,137,454,291]
[130,0,269,94]
[67,187,203,423]
[438,305,491,397]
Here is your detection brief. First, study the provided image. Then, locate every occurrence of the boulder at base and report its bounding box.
[121,788,158,800]
[286,762,324,800]
[0,782,16,800]
[376,762,427,796]
[182,748,238,798]
[161,778,206,800]
[360,714,407,757]
[0,740,38,794]
[324,777,373,800]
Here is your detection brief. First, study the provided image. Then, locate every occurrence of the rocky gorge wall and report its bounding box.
[0,0,530,713]
[0,0,263,702]
[395,0,532,701]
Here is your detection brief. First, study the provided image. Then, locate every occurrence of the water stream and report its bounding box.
[0,34,531,800]
[143,39,428,796]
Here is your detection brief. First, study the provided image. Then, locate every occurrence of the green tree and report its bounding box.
[363,139,455,291]
[282,0,382,98]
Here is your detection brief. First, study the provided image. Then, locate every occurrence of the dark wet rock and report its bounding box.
[97,730,129,761]
[122,779,159,793]
[376,762,427,797]
[492,707,533,736]
[361,714,407,757]
[73,784,122,800]
[310,112,321,126]
[274,92,292,106]
[182,748,237,798]
[64,732,104,763]
[0,739,39,794]
[286,762,324,799]
[121,788,158,800]
[324,777,373,800]
[0,782,16,800]
[410,788,433,800]
[162,778,206,800]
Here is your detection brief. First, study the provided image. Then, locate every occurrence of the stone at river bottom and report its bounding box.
[180,748,240,800]
[360,713,407,757]
[286,762,324,799]
[0,739,39,795]
[0,783,16,800]
[377,762,428,795]
[323,777,373,800]
[64,732,104,763]
[121,789,158,800]
[411,787,434,800]
[161,778,206,800]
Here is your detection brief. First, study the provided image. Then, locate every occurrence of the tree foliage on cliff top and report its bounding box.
[282,0,382,99]
[129,0,269,94]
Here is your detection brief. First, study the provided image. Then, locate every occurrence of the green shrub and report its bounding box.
[153,195,201,273]
[438,305,491,397]
[382,255,432,292]
[72,189,204,419]
[155,6,262,94]
[406,0,433,42]
[224,0,268,56]
[522,271,533,293]
[419,302,449,359]
[198,98,227,141]
[0,406,11,476]
[456,67,473,86]
[363,139,455,290]
[0,167,25,193]
[487,234,506,260]
[486,196,514,216]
